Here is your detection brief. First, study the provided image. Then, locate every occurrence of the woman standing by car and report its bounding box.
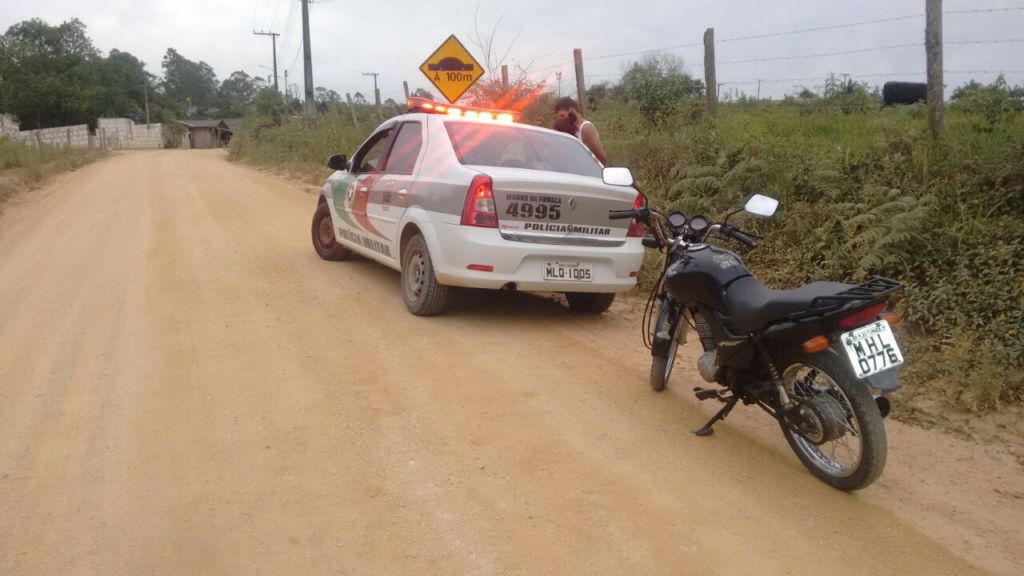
[554,97,607,165]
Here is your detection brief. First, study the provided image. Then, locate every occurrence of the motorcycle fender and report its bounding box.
[864,368,901,393]
[652,332,674,358]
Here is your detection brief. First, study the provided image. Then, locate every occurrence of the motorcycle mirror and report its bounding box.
[602,167,634,187]
[745,194,779,217]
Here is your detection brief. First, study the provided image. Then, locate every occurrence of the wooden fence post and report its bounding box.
[704,27,718,123]
[345,93,360,128]
[573,49,586,115]
[926,0,944,138]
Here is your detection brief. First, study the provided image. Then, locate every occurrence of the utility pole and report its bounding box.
[926,0,944,138]
[284,70,289,98]
[143,79,150,127]
[253,30,280,92]
[301,0,314,114]
[573,49,586,116]
[363,72,381,106]
[403,80,410,102]
[501,65,509,92]
[556,71,562,98]
[756,79,762,100]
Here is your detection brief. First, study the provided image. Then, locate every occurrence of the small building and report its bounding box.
[176,119,243,149]
[176,120,224,149]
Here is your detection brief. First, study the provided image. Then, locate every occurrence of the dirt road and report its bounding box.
[1,150,1021,576]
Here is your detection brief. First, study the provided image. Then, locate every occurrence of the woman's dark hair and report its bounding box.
[554,97,581,114]
[553,117,576,135]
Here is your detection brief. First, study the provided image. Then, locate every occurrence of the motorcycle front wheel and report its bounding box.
[778,349,888,491]
[649,300,682,392]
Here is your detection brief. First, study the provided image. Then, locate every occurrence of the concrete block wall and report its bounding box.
[96,118,166,149]
[12,125,91,147]
[1,115,167,149]
[0,113,19,137]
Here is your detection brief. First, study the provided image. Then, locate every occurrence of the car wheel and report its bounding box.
[312,201,352,261]
[566,292,615,314]
[401,234,450,316]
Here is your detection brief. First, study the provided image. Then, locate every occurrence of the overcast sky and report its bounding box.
[2,0,1022,101]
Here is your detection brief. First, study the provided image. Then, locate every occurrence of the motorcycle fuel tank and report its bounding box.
[664,245,751,312]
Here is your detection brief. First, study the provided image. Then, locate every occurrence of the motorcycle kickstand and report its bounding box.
[692,396,739,437]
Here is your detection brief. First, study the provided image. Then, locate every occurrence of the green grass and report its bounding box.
[0,137,108,206]
[231,99,1024,414]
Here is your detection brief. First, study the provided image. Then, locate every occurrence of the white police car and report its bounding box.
[311,98,645,315]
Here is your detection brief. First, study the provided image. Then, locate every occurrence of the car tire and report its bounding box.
[401,234,450,316]
[566,292,615,314]
[312,201,352,261]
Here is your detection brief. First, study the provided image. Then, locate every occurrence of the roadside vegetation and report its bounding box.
[0,138,107,208]
[230,59,1023,420]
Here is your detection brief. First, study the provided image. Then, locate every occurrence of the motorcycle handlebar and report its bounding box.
[608,209,639,220]
[722,224,758,248]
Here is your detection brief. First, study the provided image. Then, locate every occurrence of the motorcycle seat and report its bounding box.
[724,276,855,333]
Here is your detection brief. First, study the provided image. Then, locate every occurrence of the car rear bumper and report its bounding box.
[430,223,644,292]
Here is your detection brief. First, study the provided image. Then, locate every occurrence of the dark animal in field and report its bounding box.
[883,82,927,106]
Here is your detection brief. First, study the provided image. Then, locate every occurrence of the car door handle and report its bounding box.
[397,188,408,197]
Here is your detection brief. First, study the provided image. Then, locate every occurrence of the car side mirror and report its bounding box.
[327,154,348,171]
[744,194,779,217]
[602,167,634,187]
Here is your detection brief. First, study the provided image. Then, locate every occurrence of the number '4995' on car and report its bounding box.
[310,98,645,316]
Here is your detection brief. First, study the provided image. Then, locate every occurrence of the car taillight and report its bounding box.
[627,194,645,237]
[461,175,498,228]
[838,303,886,330]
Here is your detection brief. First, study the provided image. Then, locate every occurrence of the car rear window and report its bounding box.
[444,121,603,178]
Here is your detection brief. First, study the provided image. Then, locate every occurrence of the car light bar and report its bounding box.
[407,97,520,123]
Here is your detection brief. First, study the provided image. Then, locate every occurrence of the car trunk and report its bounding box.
[473,166,638,247]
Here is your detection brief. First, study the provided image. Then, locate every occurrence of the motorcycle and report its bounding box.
[604,167,904,491]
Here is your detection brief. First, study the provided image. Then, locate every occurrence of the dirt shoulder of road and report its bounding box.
[0,146,108,211]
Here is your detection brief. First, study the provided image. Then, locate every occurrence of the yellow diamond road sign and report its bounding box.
[420,35,485,103]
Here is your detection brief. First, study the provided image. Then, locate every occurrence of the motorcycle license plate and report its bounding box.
[841,320,904,379]
[544,261,592,282]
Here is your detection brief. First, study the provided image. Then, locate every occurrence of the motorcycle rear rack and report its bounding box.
[789,276,903,321]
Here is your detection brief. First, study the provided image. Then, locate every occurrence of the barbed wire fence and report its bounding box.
[523,2,1024,136]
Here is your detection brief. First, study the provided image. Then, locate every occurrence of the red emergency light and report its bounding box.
[406,97,520,123]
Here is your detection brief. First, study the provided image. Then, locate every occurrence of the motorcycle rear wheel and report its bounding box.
[778,349,887,491]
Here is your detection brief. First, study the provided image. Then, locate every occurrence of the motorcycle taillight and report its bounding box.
[837,303,886,330]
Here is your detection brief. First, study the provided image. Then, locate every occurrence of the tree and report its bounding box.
[251,87,286,123]
[161,48,219,118]
[218,71,259,117]
[617,54,705,125]
[352,92,367,104]
[314,86,341,112]
[0,18,101,129]
[411,88,435,99]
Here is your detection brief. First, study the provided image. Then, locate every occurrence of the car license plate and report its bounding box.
[841,320,904,379]
[544,261,592,282]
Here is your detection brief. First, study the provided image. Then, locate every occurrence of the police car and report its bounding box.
[311,97,645,316]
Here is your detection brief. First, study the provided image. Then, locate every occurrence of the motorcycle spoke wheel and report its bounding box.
[785,364,864,478]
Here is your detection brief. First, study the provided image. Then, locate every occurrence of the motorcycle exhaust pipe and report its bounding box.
[875,396,891,419]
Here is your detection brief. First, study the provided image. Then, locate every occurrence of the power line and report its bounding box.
[718,14,924,44]
[722,69,1024,86]
[720,43,921,65]
[945,7,1024,15]
[946,38,1024,45]
[586,42,702,62]
[579,7,1024,65]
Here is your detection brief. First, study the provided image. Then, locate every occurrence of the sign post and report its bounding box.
[419,35,485,103]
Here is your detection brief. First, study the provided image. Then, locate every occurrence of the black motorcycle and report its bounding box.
[604,168,904,491]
